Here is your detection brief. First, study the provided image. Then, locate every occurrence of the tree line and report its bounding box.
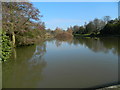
[46,16,120,38]
[70,16,120,36]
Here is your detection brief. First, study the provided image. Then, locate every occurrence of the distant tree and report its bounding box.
[99,20,106,30]
[75,26,85,34]
[92,18,106,34]
[72,25,80,34]
[67,27,73,34]
[93,18,100,30]
[103,16,111,24]
[100,19,120,35]
[54,27,63,34]
[85,21,95,34]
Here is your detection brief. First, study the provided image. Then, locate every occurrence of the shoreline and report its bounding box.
[74,34,120,38]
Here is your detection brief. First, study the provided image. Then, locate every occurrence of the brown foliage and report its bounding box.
[2,2,45,46]
[67,28,73,34]
[55,32,73,41]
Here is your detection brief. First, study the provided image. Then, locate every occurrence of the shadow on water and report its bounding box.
[2,42,47,88]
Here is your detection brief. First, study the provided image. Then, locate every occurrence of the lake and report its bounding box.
[2,37,120,88]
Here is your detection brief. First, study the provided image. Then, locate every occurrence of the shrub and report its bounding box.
[0,31,11,61]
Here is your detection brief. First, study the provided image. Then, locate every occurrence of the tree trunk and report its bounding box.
[12,32,15,48]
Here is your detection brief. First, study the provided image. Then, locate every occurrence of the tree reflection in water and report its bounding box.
[3,37,119,88]
[54,37,119,55]
[29,43,46,66]
[3,42,47,88]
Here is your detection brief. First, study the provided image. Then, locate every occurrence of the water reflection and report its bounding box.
[29,43,46,66]
[54,37,120,55]
[3,43,47,88]
[2,37,119,88]
[42,37,118,88]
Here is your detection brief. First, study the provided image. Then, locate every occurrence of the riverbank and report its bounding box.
[16,36,46,47]
[74,33,120,38]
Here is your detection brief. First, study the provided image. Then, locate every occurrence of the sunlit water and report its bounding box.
[3,37,119,88]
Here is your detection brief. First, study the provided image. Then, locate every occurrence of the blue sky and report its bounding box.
[32,2,118,30]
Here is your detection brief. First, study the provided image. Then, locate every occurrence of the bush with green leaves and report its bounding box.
[0,31,11,61]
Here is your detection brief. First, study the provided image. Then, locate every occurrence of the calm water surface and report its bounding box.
[3,37,119,88]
